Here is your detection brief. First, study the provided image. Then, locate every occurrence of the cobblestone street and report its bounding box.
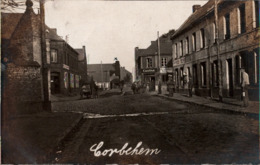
[52,90,259,164]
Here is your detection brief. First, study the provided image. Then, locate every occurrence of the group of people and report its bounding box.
[131,81,142,94]
[140,68,250,107]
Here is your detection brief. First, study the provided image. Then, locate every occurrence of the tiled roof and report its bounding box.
[1,13,23,40]
[171,0,216,39]
[137,36,172,57]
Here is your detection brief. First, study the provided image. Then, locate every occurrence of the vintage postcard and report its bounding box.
[1,0,259,164]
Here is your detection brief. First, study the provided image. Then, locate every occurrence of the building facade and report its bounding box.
[135,32,174,92]
[1,0,44,114]
[87,61,121,89]
[171,0,259,100]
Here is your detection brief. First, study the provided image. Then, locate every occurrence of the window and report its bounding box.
[212,60,219,87]
[175,43,178,58]
[146,58,153,68]
[180,41,183,56]
[253,0,259,28]
[192,64,198,86]
[185,37,189,54]
[161,57,167,67]
[192,33,196,51]
[212,23,216,43]
[238,4,246,34]
[224,14,231,39]
[200,62,207,87]
[75,75,80,88]
[50,49,58,63]
[200,28,205,48]
[70,73,74,88]
[64,72,68,89]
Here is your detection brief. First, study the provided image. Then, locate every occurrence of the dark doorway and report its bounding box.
[51,72,60,94]
[226,59,233,97]
[150,76,155,91]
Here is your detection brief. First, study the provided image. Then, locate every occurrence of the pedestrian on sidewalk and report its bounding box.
[241,68,250,107]
[188,76,193,97]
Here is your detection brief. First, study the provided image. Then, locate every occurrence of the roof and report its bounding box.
[87,63,116,82]
[171,0,216,39]
[87,63,115,72]
[1,12,63,42]
[136,37,172,57]
[1,13,23,40]
[45,26,63,41]
[75,48,85,61]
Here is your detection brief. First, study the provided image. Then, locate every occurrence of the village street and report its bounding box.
[51,89,259,164]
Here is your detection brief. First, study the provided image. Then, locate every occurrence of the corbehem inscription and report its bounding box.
[90,141,161,157]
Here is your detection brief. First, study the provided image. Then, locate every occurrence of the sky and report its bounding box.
[44,0,207,73]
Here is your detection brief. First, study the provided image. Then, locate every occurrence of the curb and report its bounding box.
[153,94,258,118]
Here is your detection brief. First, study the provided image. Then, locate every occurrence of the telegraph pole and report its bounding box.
[215,0,223,102]
[40,0,51,110]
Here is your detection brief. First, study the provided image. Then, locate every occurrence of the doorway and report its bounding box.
[51,72,60,94]
[150,76,155,91]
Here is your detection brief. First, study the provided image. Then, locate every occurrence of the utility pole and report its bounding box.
[101,61,103,88]
[40,0,51,110]
[157,31,161,69]
[215,0,223,102]
[206,16,213,98]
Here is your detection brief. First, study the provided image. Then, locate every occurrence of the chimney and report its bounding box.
[192,5,201,13]
[51,28,57,34]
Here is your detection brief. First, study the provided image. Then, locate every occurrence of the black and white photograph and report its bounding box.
[1,0,259,164]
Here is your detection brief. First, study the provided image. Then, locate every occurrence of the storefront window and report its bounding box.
[64,72,68,89]
[75,75,80,88]
[70,73,74,88]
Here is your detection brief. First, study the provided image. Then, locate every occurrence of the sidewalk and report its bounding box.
[150,92,258,116]
[2,111,83,163]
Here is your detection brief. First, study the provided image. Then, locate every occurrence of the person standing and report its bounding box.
[241,68,250,107]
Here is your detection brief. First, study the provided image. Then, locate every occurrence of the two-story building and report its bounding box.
[46,27,85,95]
[135,32,174,92]
[171,0,259,100]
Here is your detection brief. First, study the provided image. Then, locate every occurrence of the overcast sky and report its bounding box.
[44,0,207,72]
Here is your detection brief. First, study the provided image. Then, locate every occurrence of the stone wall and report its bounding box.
[2,63,43,116]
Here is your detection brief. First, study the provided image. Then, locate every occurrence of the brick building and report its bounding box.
[1,0,44,114]
[87,61,120,89]
[135,32,173,92]
[46,27,87,95]
[171,0,259,100]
